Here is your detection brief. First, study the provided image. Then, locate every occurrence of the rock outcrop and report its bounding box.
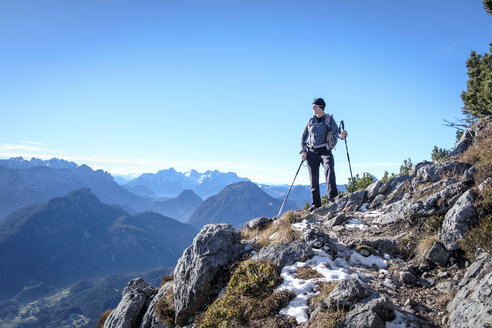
[103,278,156,328]
[173,224,244,326]
[447,252,492,328]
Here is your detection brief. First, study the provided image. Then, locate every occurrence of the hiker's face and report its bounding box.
[312,104,324,117]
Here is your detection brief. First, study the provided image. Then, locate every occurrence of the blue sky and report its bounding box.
[0,0,491,185]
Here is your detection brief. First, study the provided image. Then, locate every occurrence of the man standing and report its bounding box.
[301,98,347,211]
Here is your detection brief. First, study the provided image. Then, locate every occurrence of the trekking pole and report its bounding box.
[340,121,356,193]
[277,159,304,218]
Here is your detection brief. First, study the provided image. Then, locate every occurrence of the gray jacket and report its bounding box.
[301,114,339,152]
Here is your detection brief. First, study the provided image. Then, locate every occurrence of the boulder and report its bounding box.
[370,194,385,209]
[341,295,395,328]
[439,189,478,251]
[414,161,470,185]
[366,181,382,203]
[377,200,425,225]
[173,224,244,326]
[140,282,173,328]
[244,216,272,231]
[104,278,156,328]
[324,277,368,309]
[252,241,313,268]
[450,127,475,157]
[344,189,366,212]
[301,224,329,248]
[447,252,492,328]
[425,241,451,267]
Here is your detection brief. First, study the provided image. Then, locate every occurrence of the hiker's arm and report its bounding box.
[300,122,309,153]
[301,122,309,161]
[331,117,347,140]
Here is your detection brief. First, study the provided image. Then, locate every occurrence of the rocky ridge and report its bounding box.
[104,123,491,328]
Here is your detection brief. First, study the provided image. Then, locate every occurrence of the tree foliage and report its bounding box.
[380,171,397,184]
[399,158,413,176]
[461,43,492,119]
[484,0,492,15]
[345,172,375,193]
[431,146,450,162]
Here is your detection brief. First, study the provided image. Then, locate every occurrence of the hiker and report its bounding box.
[301,98,348,211]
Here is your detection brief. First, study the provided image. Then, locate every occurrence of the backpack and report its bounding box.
[309,114,338,150]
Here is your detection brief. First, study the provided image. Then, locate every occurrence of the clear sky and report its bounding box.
[1,0,491,185]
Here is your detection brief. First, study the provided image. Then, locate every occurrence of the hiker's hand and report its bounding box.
[301,152,307,161]
[340,130,348,140]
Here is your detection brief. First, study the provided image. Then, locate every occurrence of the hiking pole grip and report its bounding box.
[341,120,355,192]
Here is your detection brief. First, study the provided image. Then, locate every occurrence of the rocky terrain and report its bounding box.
[101,122,491,328]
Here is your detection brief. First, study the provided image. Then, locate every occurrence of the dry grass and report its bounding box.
[241,216,301,248]
[154,286,176,327]
[308,281,338,306]
[97,309,112,328]
[459,121,492,184]
[159,274,173,288]
[459,214,492,261]
[295,266,324,280]
[283,210,305,224]
[304,308,346,328]
[415,236,438,263]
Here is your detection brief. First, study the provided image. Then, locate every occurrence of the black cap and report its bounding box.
[313,98,326,109]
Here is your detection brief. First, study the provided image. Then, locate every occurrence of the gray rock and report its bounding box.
[379,175,411,196]
[410,160,433,176]
[324,277,368,309]
[450,127,475,157]
[447,252,492,328]
[252,241,313,268]
[414,161,470,185]
[478,177,492,192]
[366,181,382,202]
[399,271,418,285]
[140,283,172,328]
[104,278,157,328]
[244,216,272,231]
[301,224,329,248]
[426,241,451,267]
[377,201,425,225]
[436,281,454,294]
[173,224,244,326]
[370,194,385,209]
[324,213,347,227]
[316,189,365,215]
[341,295,395,328]
[439,189,478,251]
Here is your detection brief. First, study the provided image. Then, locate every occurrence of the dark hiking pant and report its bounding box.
[307,148,337,207]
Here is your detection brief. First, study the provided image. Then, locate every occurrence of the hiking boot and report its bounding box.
[308,204,320,212]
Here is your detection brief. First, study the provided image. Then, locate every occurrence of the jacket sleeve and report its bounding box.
[300,120,309,153]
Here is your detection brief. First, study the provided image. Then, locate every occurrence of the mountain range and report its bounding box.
[0,188,197,300]
[0,157,149,221]
[123,167,250,199]
[188,181,296,229]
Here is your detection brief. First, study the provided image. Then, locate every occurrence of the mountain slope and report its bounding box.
[150,189,203,222]
[0,189,197,300]
[187,181,295,228]
[0,158,149,220]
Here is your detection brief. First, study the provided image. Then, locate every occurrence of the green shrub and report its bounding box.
[431,146,450,162]
[198,260,291,328]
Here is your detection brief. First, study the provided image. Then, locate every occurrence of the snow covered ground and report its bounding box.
[277,217,401,326]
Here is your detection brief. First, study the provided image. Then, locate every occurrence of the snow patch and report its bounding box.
[349,252,388,269]
[345,218,369,230]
